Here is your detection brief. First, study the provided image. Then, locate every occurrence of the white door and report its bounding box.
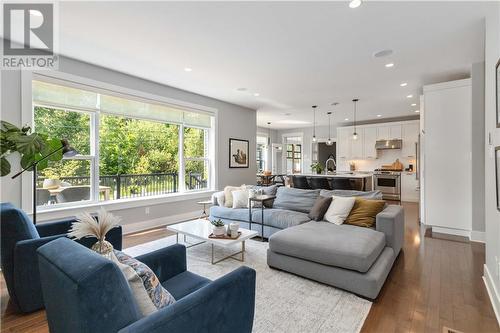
[389,125,402,139]
[424,80,471,232]
[401,172,419,202]
[337,128,351,161]
[377,126,389,140]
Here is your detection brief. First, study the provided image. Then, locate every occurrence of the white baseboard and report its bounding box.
[470,231,486,243]
[483,264,500,326]
[431,226,471,238]
[122,210,200,234]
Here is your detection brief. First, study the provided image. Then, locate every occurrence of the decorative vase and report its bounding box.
[92,239,114,259]
[43,178,61,189]
[213,226,226,236]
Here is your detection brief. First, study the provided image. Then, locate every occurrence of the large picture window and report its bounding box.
[32,78,214,208]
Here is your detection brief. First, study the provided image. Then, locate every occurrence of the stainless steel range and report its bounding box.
[373,169,401,201]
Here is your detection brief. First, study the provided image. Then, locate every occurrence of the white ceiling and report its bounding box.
[52,1,492,129]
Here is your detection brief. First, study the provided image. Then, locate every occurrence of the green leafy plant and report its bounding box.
[209,219,225,227]
[310,162,324,174]
[0,121,64,177]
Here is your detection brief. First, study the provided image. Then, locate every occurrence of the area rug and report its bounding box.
[124,236,372,333]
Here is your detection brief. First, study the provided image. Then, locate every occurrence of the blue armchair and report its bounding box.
[0,202,122,313]
[37,238,256,333]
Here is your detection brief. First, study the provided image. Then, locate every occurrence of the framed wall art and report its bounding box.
[229,138,249,168]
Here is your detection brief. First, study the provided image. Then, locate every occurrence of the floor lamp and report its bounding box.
[11,139,78,224]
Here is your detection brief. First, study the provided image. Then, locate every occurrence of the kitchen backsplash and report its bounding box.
[337,149,416,172]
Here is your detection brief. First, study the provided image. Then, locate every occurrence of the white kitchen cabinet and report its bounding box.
[350,130,364,159]
[402,122,419,158]
[389,125,402,139]
[401,172,419,202]
[336,128,351,161]
[376,126,390,140]
[363,127,377,159]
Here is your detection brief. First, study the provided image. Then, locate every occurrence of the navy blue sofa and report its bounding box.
[0,202,122,313]
[37,238,256,333]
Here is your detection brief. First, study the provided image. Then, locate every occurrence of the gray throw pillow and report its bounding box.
[308,196,333,221]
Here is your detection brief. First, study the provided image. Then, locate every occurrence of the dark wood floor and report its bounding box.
[1,203,498,333]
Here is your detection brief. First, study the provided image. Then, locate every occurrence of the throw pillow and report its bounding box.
[345,197,386,228]
[308,196,332,221]
[323,196,356,225]
[224,185,245,208]
[113,250,176,317]
[213,191,226,207]
[232,189,249,209]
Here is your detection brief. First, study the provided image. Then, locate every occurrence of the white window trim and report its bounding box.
[281,132,304,174]
[21,70,219,215]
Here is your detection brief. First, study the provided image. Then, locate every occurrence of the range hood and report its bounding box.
[375,139,402,150]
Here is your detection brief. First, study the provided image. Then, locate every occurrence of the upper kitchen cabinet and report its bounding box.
[350,129,364,160]
[363,127,377,159]
[336,127,351,161]
[402,122,419,158]
[377,125,401,140]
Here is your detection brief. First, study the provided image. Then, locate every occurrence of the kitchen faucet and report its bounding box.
[325,156,336,174]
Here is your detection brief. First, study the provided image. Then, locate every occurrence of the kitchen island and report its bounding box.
[289,172,373,191]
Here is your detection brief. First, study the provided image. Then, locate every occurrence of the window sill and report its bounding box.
[36,190,215,222]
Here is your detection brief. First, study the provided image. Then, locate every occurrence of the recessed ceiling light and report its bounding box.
[373,49,393,58]
[344,118,349,121]
[400,82,408,87]
[385,63,394,68]
[377,115,382,117]
[236,87,247,92]
[406,94,413,98]
[411,103,417,106]
[414,110,420,113]
[349,0,362,9]
[253,93,260,97]
[284,113,292,116]
[184,67,193,72]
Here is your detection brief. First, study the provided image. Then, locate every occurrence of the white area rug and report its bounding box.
[124,236,372,333]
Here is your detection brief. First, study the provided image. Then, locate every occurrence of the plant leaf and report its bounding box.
[0,121,21,133]
[0,157,11,176]
[45,138,63,161]
[15,133,46,156]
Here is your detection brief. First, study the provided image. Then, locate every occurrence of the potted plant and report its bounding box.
[210,219,226,236]
[310,162,324,175]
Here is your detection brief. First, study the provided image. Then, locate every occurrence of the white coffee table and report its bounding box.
[167,219,258,264]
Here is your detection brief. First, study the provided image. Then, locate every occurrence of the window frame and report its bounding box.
[21,71,218,215]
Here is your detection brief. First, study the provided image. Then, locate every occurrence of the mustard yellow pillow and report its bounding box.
[344,197,386,228]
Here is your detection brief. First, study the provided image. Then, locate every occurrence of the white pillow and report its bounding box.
[324,196,356,225]
[232,189,249,209]
[224,185,246,208]
[213,191,226,207]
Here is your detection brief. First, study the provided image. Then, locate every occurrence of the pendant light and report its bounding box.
[326,112,333,146]
[311,105,317,142]
[352,99,359,140]
[267,122,271,146]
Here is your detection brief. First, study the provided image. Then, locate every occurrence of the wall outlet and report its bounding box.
[145,207,150,215]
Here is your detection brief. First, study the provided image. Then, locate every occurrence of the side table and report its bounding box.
[197,200,213,219]
[248,195,276,241]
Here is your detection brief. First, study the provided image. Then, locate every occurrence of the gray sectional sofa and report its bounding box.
[209,186,404,299]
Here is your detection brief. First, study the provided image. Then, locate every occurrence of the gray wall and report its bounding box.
[484,4,500,313]
[0,56,256,231]
[471,62,486,233]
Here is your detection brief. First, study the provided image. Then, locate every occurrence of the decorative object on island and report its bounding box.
[210,218,226,236]
[310,162,324,174]
[5,121,78,224]
[229,138,249,168]
[352,99,359,140]
[68,208,121,260]
[311,105,318,142]
[496,58,499,127]
[326,111,333,146]
[496,146,500,211]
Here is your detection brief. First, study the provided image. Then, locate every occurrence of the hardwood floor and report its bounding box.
[1,203,498,332]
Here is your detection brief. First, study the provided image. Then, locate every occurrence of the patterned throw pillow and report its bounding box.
[113,250,175,316]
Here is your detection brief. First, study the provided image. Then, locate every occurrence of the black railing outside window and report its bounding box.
[37,172,206,201]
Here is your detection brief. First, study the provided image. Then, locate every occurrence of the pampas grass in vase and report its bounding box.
[69,208,121,259]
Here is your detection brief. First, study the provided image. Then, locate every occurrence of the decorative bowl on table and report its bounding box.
[43,179,61,189]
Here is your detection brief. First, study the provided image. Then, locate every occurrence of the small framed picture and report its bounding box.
[496,146,500,211]
[229,138,249,168]
[496,58,500,128]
